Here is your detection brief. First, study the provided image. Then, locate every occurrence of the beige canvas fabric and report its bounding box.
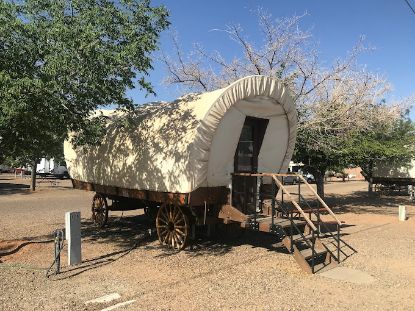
[64,75,297,193]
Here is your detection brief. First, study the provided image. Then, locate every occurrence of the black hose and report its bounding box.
[45,230,65,278]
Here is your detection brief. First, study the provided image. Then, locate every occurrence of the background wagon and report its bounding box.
[363,160,415,195]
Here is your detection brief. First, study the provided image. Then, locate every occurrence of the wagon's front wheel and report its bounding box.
[156,204,189,251]
[91,193,108,228]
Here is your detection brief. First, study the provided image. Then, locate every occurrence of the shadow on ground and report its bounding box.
[5,211,356,279]
[80,215,291,257]
[0,180,73,195]
[325,191,414,216]
[52,217,294,279]
[0,182,30,195]
[66,213,354,274]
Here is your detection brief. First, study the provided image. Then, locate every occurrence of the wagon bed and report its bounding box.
[72,179,228,207]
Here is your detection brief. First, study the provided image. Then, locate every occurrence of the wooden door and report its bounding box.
[232,117,269,214]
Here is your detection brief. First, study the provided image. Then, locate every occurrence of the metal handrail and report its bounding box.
[272,187,315,251]
[233,172,341,225]
[297,174,342,226]
[298,192,341,262]
[233,171,343,264]
[233,172,298,177]
[272,176,317,232]
[233,172,318,231]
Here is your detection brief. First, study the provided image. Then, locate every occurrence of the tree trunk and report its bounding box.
[31,159,37,191]
[315,172,325,199]
[305,165,327,199]
[367,160,374,193]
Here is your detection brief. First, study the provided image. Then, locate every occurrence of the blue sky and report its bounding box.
[127,0,415,116]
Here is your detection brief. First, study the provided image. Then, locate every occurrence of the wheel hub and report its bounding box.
[168,221,175,232]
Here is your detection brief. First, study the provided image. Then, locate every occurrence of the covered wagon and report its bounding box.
[65,75,298,249]
[365,160,415,194]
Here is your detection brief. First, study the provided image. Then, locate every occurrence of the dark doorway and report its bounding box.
[232,116,269,214]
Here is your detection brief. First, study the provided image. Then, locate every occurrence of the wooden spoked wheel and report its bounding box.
[156,204,189,250]
[91,193,108,228]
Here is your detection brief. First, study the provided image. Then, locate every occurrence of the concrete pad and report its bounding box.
[319,267,376,284]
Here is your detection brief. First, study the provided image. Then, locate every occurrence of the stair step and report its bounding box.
[245,215,307,233]
[273,218,306,229]
[287,233,313,241]
[300,247,327,260]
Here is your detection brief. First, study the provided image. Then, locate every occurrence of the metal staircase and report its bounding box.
[232,173,352,274]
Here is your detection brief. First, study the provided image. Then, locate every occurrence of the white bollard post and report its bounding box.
[398,205,406,221]
[65,211,82,265]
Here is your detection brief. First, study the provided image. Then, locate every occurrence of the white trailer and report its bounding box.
[36,158,69,178]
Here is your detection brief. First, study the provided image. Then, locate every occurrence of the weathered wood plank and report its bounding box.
[71,179,227,206]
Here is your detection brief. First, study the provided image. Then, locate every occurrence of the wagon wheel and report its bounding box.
[91,193,108,228]
[156,204,189,251]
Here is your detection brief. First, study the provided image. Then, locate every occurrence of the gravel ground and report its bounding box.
[0,175,414,310]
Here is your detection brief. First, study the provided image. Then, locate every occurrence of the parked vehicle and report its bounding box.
[303,172,315,183]
[0,165,13,173]
[51,165,70,179]
[283,175,298,185]
[296,171,315,183]
[36,158,69,179]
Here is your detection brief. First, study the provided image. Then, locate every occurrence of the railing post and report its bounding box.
[317,204,320,238]
[311,230,315,273]
[290,211,294,253]
[257,176,263,214]
[271,178,276,227]
[243,175,246,214]
[253,176,258,227]
[337,223,340,263]
[281,177,285,216]
[298,177,301,204]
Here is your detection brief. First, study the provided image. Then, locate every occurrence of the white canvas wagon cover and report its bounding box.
[64,75,297,193]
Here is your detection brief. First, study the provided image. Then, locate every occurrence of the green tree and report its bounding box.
[293,128,348,198]
[0,0,169,190]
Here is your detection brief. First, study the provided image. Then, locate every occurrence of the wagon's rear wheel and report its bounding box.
[156,204,189,251]
[91,193,108,228]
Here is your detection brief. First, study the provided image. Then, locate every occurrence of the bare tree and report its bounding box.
[160,9,409,197]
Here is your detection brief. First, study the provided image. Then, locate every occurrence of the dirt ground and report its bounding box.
[0,174,414,311]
